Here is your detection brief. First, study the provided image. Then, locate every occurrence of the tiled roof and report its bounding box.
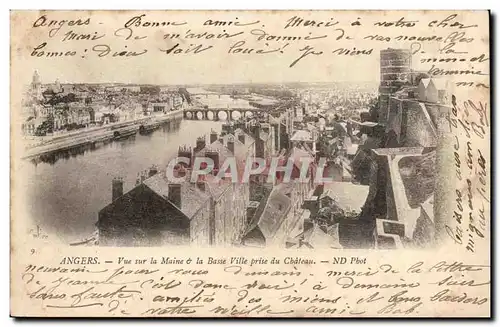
[306,123,317,131]
[288,146,314,171]
[360,136,381,150]
[195,140,233,164]
[326,224,343,249]
[234,128,255,145]
[221,133,244,151]
[288,223,342,249]
[332,122,348,135]
[398,150,436,208]
[143,173,211,219]
[259,131,270,142]
[204,174,232,200]
[420,195,434,223]
[320,182,369,213]
[347,144,359,155]
[431,78,449,90]
[290,129,312,142]
[244,186,292,241]
[219,133,252,167]
[420,78,432,88]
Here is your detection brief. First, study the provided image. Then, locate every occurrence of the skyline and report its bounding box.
[25,76,381,87]
[16,55,382,86]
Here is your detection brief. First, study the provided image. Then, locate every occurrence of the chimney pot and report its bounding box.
[112,177,123,202]
[148,165,158,177]
[195,136,206,152]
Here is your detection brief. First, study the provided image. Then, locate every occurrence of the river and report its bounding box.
[18,119,223,243]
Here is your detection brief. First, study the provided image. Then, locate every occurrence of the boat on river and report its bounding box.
[139,121,161,135]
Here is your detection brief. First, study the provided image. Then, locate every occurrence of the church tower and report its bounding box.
[30,70,43,101]
[53,78,62,93]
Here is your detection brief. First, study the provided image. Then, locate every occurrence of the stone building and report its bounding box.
[378,48,412,124]
[97,170,248,247]
[241,183,305,248]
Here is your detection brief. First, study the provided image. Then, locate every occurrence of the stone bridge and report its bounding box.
[183,107,267,121]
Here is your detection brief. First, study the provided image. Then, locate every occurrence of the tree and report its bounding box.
[46,93,77,106]
[34,117,54,136]
[140,86,160,95]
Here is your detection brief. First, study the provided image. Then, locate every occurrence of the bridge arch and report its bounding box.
[231,111,242,120]
[218,111,228,121]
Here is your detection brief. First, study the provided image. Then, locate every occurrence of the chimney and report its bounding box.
[253,123,264,159]
[235,121,245,130]
[227,137,235,154]
[205,151,220,171]
[210,130,218,144]
[346,121,353,137]
[252,123,261,140]
[168,184,182,208]
[148,165,158,177]
[262,124,270,134]
[178,146,192,167]
[238,133,245,144]
[303,196,318,213]
[112,177,123,202]
[196,180,206,192]
[272,124,279,152]
[246,201,260,225]
[195,136,206,152]
[222,122,231,135]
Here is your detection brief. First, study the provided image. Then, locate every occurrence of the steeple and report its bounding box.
[53,78,62,93]
[30,70,43,101]
[32,70,41,86]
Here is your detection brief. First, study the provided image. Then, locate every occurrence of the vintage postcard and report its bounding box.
[10,10,490,317]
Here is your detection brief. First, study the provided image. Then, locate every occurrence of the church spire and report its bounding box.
[32,70,41,86]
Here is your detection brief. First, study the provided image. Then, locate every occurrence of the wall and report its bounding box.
[386,97,437,148]
[378,49,411,124]
[404,102,437,147]
[189,200,212,246]
[231,183,250,244]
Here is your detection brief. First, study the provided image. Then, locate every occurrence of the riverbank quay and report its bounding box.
[21,110,183,160]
